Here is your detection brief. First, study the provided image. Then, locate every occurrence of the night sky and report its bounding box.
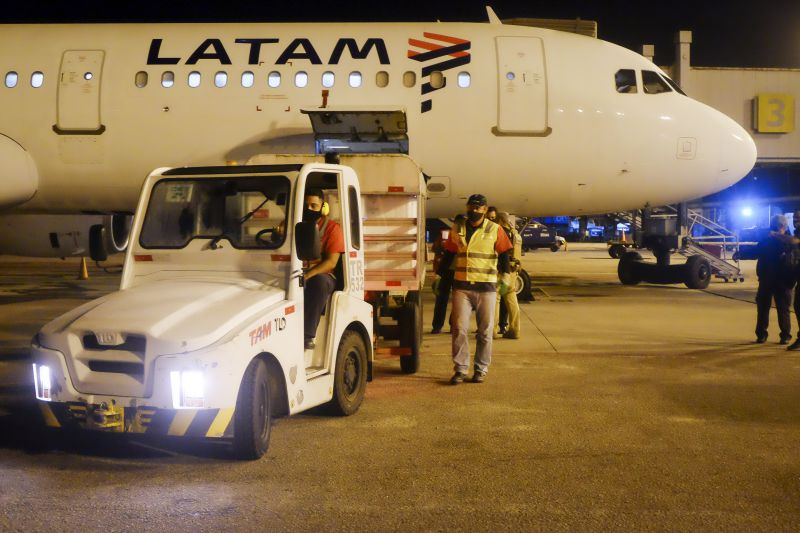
[1,0,799,68]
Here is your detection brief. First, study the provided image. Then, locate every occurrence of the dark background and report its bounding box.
[2,0,798,68]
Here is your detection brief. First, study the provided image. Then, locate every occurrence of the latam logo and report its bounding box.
[408,33,471,113]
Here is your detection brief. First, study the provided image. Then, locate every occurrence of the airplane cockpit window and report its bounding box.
[430,71,444,89]
[349,71,362,88]
[457,72,471,88]
[188,71,201,88]
[135,71,148,88]
[661,74,686,96]
[161,71,175,88]
[241,71,254,88]
[31,72,44,88]
[5,71,18,88]
[322,71,335,88]
[642,70,672,94]
[268,71,281,88]
[614,69,637,93]
[376,71,389,88]
[295,71,308,88]
[140,176,291,250]
[215,72,228,88]
[403,71,416,88]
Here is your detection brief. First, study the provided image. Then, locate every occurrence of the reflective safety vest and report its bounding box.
[454,219,500,283]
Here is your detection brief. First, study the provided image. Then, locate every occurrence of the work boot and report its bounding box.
[780,335,791,345]
[304,338,315,350]
[502,331,520,339]
[449,372,467,385]
[471,370,486,383]
[755,335,767,344]
[788,339,800,351]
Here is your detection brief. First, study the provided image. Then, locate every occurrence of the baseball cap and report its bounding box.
[466,194,487,206]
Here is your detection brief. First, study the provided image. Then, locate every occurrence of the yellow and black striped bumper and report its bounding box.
[39,401,234,439]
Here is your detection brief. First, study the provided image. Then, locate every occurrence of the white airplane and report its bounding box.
[0,9,756,258]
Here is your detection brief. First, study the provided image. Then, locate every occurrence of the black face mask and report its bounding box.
[467,211,484,223]
[303,208,322,223]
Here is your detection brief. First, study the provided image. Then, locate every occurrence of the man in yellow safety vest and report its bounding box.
[438,194,513,384]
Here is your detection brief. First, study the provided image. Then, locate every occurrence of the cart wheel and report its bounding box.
[232,358,272,460]
[326,331,368,415]
[399,293,421,374]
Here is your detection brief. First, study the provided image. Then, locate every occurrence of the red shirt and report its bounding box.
[319,217,345,255]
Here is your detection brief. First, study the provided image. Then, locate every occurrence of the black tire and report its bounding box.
[522,246,530,253]
[327,331,368,415]
[609,244,625,259]
[518,269,534,301]
[618,251,643,285]
[684,255,712,289]
[550,243,560,252]
[232,358,272,460]
[399,293,421,374]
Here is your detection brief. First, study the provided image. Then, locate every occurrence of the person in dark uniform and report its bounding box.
[755,214,796,344]
[431,214,464,334]
[787,209,800,350]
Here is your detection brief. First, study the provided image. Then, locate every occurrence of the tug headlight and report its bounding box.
[33,364,52,401]
[170,371,205,409]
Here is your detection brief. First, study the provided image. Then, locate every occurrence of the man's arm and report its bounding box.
[305,252,341,281]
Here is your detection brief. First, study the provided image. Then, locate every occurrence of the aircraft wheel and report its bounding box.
[684,256,711,290]
[609,244,626,259]
[517,269,534,302]
[618,251,643,285]
[327,331,368,415]
[232,358,272,460]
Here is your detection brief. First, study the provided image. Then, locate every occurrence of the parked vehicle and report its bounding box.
[520,221,565,252]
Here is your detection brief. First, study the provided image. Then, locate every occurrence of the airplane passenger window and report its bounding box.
[215,72,228,88]
[268,71,281,88]
[295,71,308,88]
[662,74,686,96]
[430,71,444,89]
[135,71,148,88]
[403,71,416,88]
[188,71,201,88]
[241,71,254,88]
[376,71,389,88]
[349,71,362,88]
[642,70,671,94]
[614,69,637,93]
[322,71,335,88]
[31,71,44,88]
[161,71,175,88]
[5,71,18,88]
[457,72,471,88]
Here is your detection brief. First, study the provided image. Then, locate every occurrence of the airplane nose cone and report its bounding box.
[719,119,757,189]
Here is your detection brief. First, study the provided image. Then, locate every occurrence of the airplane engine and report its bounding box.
[0,214,132,260]
[0,134,38,209]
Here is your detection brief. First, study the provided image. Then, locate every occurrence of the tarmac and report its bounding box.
[0,244,799,532]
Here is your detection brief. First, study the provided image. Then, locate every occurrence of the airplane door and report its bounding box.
[56,50,105,133]
[495,37,548,135]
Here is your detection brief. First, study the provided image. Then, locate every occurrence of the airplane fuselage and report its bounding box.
[0,21,755,218]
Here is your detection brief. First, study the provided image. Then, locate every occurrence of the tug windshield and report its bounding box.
[140,176,291,249]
